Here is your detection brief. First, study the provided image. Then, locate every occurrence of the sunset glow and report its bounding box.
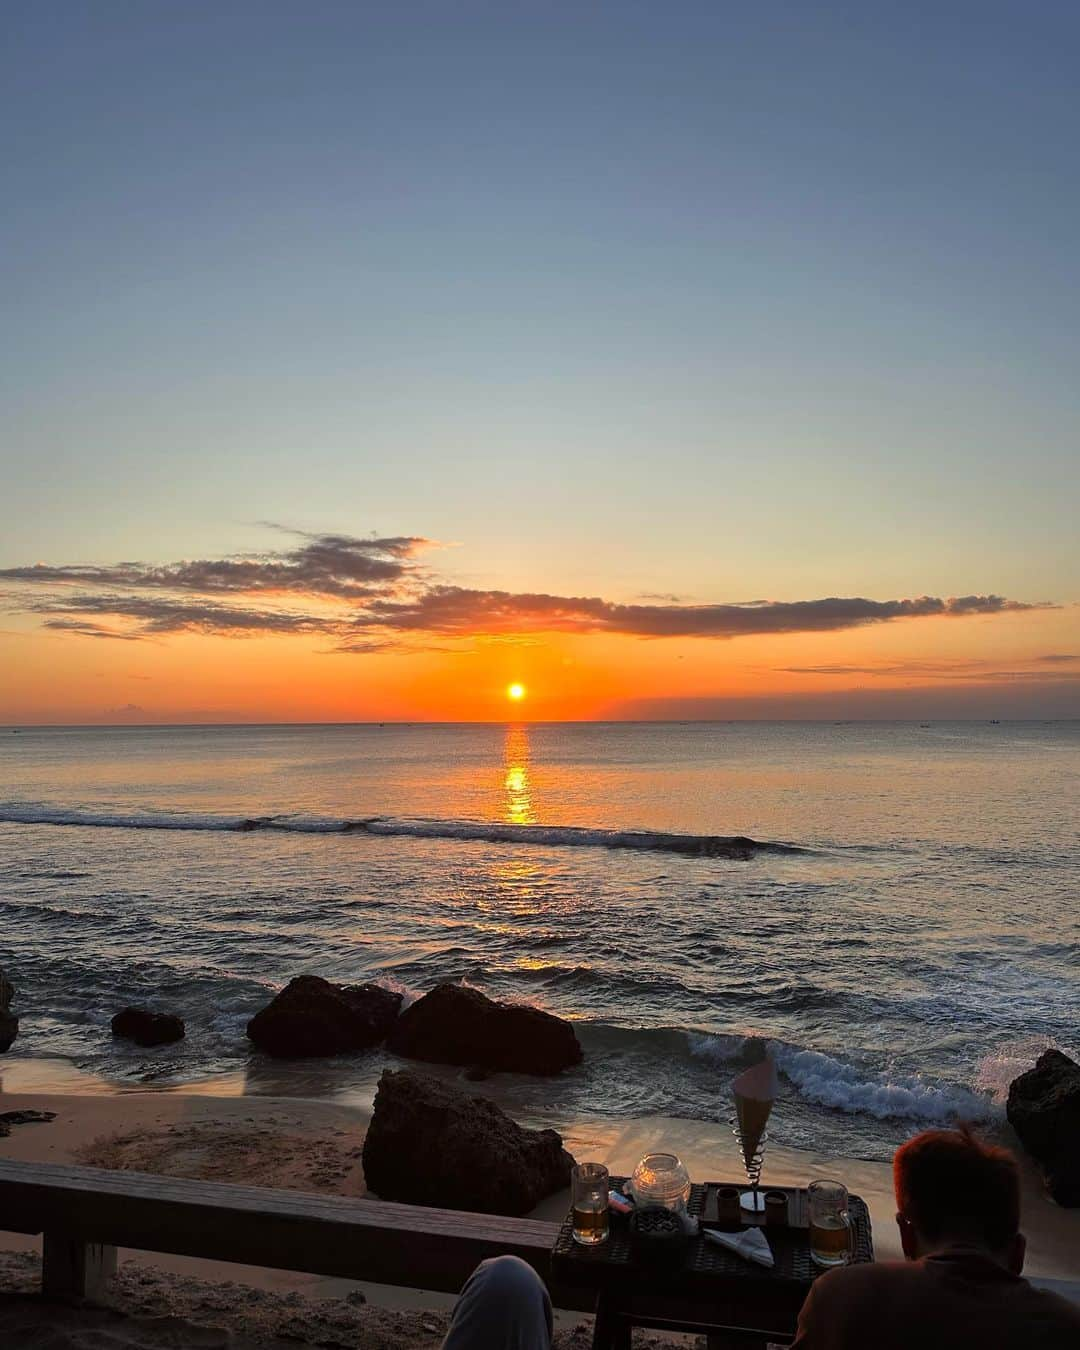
[0,6,1076,728]
[3,14,1078,1318]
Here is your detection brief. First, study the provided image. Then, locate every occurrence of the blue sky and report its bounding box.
[1,3,1077,720]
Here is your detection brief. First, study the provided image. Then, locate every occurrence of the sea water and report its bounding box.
[1,721,1076,1161]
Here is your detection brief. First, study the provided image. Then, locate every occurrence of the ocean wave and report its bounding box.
[0,802,800,859]
[772,1044,996,1124]
[583,1024,993,1126]
[0,898,115,925]
[11,869,91,880]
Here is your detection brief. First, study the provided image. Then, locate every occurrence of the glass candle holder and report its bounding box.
[630,1152,691,1212]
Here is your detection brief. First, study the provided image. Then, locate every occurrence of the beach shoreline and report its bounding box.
[2,1078,1078,1283]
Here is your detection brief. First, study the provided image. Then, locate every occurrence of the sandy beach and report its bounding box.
[2,1070,1078,1348]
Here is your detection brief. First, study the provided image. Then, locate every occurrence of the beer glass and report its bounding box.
[572,1162,610,1246]
[808,1179,851,1267]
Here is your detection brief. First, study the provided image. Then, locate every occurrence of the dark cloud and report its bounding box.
[42,618,146,641]
[358,588,1045,639]
[778,659,1080,682]
[612,681,1080,721]
[1038,653,1079,664]
[36,595,328,637]
[0,528,1055,648]
[0,532,429,599]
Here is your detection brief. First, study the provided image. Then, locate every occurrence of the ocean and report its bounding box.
[1,721,1077,1162]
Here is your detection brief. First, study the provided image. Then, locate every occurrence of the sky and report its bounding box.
[1,1,1077,722]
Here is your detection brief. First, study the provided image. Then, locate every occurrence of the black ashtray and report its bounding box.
[629,1207,687,1264]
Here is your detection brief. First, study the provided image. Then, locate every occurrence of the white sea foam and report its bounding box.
[686,1030,769,1066]
[771,1044,998,1124]
[974,1037,1079,1104]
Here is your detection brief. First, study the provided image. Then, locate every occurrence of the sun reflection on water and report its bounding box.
[503,725,535,825]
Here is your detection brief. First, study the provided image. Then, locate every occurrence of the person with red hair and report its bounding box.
[793,1126,1080,1347]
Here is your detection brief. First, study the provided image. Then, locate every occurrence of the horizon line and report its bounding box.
[4,717,1077,730]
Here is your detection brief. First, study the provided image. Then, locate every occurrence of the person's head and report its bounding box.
[893,1126,1025,1272]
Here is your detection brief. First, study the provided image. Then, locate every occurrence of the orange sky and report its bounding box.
[3,602,1077,724]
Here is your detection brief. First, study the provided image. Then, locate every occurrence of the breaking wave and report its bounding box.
[770,1044,996,1124]
[0,803,801,859]
[685,1032,996,1124]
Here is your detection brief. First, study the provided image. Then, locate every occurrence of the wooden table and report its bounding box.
[551,1180,874,1349]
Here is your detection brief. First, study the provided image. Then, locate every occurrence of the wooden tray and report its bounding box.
[696,1181,808,1228]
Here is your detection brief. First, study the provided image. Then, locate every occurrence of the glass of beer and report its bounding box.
[808,1179,851,1267]
[572,1162,610,1246]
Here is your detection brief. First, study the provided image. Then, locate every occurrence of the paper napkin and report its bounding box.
[704,1226,775,1269]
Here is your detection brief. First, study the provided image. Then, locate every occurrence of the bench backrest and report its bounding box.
[0,1156,580,1303]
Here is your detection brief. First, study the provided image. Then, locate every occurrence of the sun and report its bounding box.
[507,682,526,702]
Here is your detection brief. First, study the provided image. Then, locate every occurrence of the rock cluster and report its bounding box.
[387,982,582,1076]
[1007,1048,1080,1206]
[111,1007,186,1047]
[0,971,17,1054]
[362,1068,575,1215]
[9,969,583,1079]
[246,976,402,1058]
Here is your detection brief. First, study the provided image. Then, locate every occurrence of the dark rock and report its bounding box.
[0,971,17,1053]
[387,983,582,1076]
[246,975,402,1058]
[362,1069,575,1215]
[0,1109,57,1137]
[1007,1048,1080,1206]
[111,1007,186,1047]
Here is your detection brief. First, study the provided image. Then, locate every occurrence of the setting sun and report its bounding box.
[507,682,526,702]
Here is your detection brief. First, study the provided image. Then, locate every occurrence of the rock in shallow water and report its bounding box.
[0,1014,18,1054]
[111,1007,186,1047]
[362,1068,575,1215]
[246,975,402,1058]
[387,982,582,1076]
[1007,1048,1080,1206]
[0,970,18,1053]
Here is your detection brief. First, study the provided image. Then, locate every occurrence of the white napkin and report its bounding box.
[704,1226,775,1269]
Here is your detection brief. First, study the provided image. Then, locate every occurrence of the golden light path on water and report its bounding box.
[503,724,535,825]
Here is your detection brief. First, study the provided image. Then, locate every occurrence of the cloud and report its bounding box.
[0,532,430,600]
[36,595,329,637]
[42,618,146,641]
[1037,653,1079,664]
[0,527,1056,649]
[777,658,1080,683]
[612,681,1080,721]
[357,588,1045,639]
[105,703,144,714]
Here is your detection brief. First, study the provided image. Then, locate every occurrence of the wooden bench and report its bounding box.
[0,1157,591,1308]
